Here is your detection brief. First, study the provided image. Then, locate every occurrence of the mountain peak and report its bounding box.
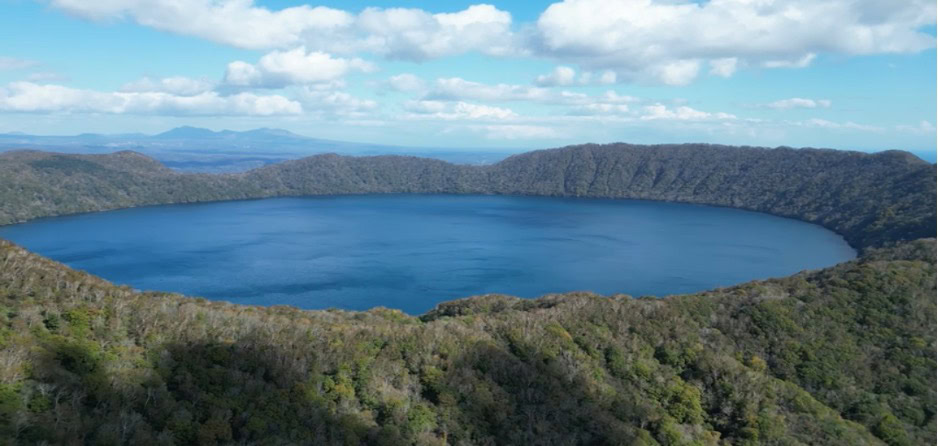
[154,126,306,140]
[155,126,218,139]
[243,127,306,138]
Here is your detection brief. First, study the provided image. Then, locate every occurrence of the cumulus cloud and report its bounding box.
[653,60,701,86]
[473,124,560,140]
[353,5,516,60]
[387,73,425,92]
[404,100,517,120]
[50,1,516,61]
[47,1,936,86]
[709,58,739,78]
[224,47,374,88]
[640,104,736,121]
[535,66,617,86]
[564,91,638,115]
[802,118,881,131]
[533,0,935,84]
[895,120,937,134]
[410,76,643,117]
[767,98,832,109]
[597,71,617,85]
[426,78,551,102]
[0,82,301,116]
[595,91,638,104]
[49,0,355,49]
[298,88,377,116]
[535,66,576,86]
[567,103,630,116]
[423,78,639,109]
[121,76,215,96]
[763,53,817,69]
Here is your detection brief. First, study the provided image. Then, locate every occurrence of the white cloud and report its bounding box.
[50,1,516,61]
[563,91,638,115]
[473,124,560,140]
[387,73,425,92]
[535,66,618,86]
[533,0,935,84]
[50,0,354,49]
[354,5,516,60]
[47,0,937,87]
[764,53,817,69]
[298,88,377,116]
[0,82,301,116]
[641,104,736,121]
[802,118,881,131]
[654,60,701,86]
[597,90,638,104]
[426,77,552,102]
[121,76,214,96]
[223,61,263,87]
[767,98,832,109]
[224,47,374,88]
[0,57,38,71]
[404,100,517,120]
[568,103,630,115]
[895,120,937,134]
[424,77,640,108]
[709,58,738,78]
[410,77,644,120]
[535,66,576,86]
[597,71,617,85]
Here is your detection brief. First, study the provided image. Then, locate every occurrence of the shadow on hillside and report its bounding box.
[25,337,400,446]
[26,327,642,445]
[437,339,640,445]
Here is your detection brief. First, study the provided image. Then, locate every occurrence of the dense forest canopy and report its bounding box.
[0,238,934,445]
[0,143,934,445]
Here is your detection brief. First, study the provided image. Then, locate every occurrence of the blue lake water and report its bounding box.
[0,195,856,314]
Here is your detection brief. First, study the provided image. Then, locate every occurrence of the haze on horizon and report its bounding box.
[0,0,935,156]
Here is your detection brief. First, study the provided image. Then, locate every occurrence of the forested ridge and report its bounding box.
[0,143,935,445]
[0,143,934,250]
[0,238,934,445]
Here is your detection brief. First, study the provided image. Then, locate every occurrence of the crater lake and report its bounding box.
[0,195,856,314]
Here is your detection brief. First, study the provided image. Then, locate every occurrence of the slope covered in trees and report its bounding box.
[0,143,934,444]
[0,238,934,445]
[0,144,934,250]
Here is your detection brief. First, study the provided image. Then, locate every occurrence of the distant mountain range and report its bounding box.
[0,126,519,172]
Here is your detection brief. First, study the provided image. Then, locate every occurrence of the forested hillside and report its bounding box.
[0,144,934,250]
[0,143,935,445]
[0,238,933,445]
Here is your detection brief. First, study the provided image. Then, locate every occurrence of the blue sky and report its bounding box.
[0,0,935,156]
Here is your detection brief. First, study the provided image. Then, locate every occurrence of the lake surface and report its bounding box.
[0,195,856,314]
